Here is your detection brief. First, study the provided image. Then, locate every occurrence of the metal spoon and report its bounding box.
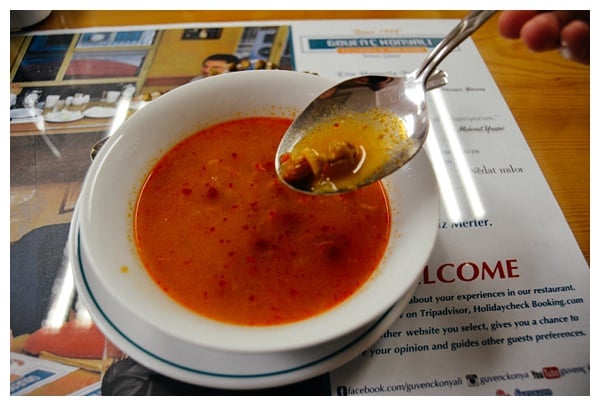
[275,10,496,194]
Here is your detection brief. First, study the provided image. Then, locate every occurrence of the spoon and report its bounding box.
[275,10,496,194]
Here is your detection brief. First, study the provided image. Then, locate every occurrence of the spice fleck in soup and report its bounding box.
[134,117,391,326]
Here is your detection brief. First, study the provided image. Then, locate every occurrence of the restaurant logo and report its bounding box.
[304,37,442,53]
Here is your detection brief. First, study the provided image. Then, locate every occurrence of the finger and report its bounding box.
[520,12,563,51]
[560,20,591,64]
[520,11,590,52]
[497,11,539,38]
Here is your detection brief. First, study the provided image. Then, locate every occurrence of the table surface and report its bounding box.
[27,10,590,264]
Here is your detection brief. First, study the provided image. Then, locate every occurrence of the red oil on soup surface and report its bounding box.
[134,117,391,326]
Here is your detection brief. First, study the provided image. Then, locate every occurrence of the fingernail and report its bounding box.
[559,41,573,60]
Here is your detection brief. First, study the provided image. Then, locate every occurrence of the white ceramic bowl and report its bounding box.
[70,70,439,387]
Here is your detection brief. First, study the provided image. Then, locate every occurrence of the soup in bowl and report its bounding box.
[134,115,392,327]
[71,70,438,380]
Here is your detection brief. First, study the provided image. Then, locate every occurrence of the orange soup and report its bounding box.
[134,117,391,326]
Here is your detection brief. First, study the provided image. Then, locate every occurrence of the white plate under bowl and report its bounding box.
[70,70,439,387]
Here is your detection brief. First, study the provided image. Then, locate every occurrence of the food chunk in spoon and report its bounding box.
[278,108,410,194]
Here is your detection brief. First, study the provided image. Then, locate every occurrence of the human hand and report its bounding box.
[498,11,590,65]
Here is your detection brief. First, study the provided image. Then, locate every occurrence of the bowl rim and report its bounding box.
[73,70,439,354]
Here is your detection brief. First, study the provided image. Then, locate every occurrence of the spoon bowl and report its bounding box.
[276,10,496,194]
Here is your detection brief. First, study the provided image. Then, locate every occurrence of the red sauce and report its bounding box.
[134,117,390,326]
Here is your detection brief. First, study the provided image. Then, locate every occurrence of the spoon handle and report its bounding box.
[415,10,496,82]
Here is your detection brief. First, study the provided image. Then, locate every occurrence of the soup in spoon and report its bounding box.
[278,108,409,194]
